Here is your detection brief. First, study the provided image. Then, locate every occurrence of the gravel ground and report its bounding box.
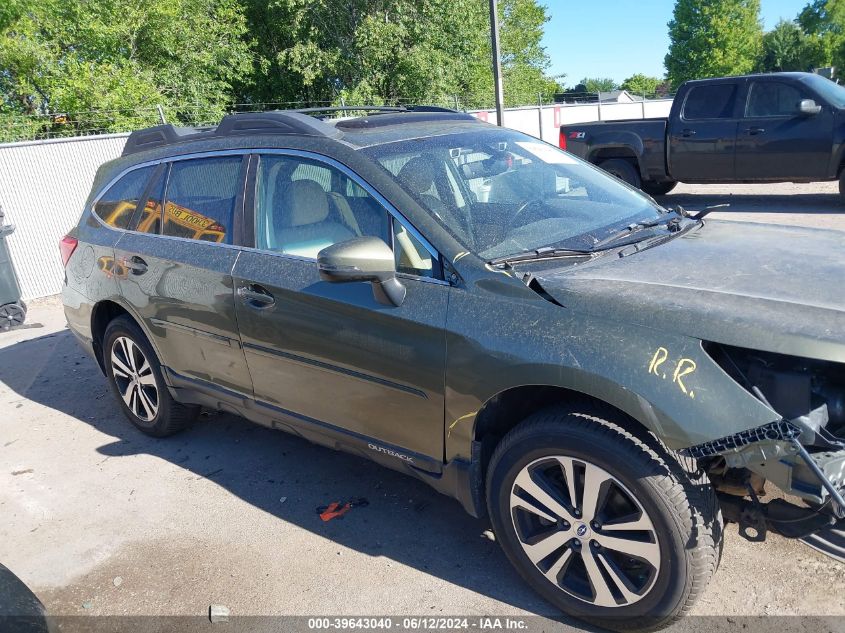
[0,182,844,632]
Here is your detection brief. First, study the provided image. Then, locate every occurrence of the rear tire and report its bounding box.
[641,181,677,197]
[103,315,198,437]
[486,404,721,632]
[838,171,845,200]
[597,159,642,189]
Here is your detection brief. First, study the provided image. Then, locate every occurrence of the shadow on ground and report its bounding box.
[657,191,844,215]
[0,328,571,620]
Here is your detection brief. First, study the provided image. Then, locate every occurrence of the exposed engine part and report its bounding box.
[719,493,836,541]
[709,466,766,497]
[702,341,845,436]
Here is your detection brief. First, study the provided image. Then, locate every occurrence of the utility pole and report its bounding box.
[489,0,504,126]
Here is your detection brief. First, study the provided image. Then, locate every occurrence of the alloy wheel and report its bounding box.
[509,456,660,608]
[110,336,158,422]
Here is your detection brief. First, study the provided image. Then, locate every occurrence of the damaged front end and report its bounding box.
[684,343,845,556]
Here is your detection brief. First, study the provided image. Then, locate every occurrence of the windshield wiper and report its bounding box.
[690,203,730,220]
[488,245,595,267]
[590,210,685,250]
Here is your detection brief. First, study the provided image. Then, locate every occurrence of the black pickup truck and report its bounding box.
[560,72,845,196]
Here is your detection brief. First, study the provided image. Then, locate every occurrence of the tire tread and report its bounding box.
[486,402,721,632]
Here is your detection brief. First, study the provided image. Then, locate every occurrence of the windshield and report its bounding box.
[803,73,845,108]
[362,129,663,260]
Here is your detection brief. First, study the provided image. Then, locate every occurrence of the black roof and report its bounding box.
[682,71,816,85]
[121,106,480,156]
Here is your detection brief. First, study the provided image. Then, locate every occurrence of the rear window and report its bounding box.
[683,84,738,120]
[162,157,243,244]
[93,166,156,229]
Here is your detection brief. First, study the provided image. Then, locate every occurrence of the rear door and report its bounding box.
[667,81,741,181]
[232,151,448,466]
[734,78,834,180]
[114,152,253,396]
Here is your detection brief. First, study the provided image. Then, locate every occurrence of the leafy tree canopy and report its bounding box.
[579,77,618,93]
[240,0,557,109]
[620,74,663,96]
[665,0,763,87]
[797,0,845,70]
[0,0,252,129]
[758,19,825,71]
[0,0,560,139]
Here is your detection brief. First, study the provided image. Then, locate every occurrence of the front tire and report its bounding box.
[103,315,198,437]
[486,405,721,632]
[597,158,642,189]
[641,181,677,196]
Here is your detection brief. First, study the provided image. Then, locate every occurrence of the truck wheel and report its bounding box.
[103,315,198,437]
[597,159,641,189]
[642,181,677,196]
[486,405,721,632]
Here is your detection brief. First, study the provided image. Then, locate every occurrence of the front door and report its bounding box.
[114,153,253,396]
[667,81,741,181]
[734,79,835,180]
[232,152,448,464]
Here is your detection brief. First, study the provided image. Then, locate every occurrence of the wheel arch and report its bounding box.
[586,135,646,178]
[470,382,661,488]
[90,298,159,375]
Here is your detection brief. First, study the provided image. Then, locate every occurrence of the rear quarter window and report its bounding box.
[162,157,243,244]
[93,166,156,229]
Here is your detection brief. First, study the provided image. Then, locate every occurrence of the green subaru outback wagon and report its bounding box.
[61,107,845,630]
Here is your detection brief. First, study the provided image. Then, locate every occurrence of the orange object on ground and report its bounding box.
[319,501,352,522]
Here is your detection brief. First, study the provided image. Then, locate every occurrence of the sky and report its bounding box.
[540,0,811,86]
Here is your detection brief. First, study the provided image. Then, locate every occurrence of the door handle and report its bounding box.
[681,129,696,137]
[237,285,275,308]
[745,127,766,135]
[123,256,147,275]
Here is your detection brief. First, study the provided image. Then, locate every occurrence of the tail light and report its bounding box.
[559,129,567,151]
[59,235,78,268]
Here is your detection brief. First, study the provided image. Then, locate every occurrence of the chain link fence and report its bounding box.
[0,93,538,144]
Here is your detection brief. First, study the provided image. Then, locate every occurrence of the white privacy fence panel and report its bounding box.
[469,98,674,143]
[0,98,673,299]
[0,134,129,299]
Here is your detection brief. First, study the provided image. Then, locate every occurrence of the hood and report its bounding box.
[531,220,845,362]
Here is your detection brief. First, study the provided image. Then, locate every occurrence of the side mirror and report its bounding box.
[317,237,406,307]
[798,99,822,116]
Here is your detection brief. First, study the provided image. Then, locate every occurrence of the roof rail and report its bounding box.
[121,124,210,156]
[121,105,469,156]
[122,111,342,156]
[290,105,460,117]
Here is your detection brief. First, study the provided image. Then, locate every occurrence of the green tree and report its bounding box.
[579,77,618,93]
[238,0,557,109]
[0,0,252,137]
[620,74,662,96]
[665,0,763,87]
[797,0,845,70]
[759,19,822,71]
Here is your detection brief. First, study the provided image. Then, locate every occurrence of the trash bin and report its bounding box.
[0,208,26,331]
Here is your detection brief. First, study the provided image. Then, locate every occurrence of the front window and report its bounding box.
[746,82,807,117]
[363,130,664,261]
[254,154,437,277]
